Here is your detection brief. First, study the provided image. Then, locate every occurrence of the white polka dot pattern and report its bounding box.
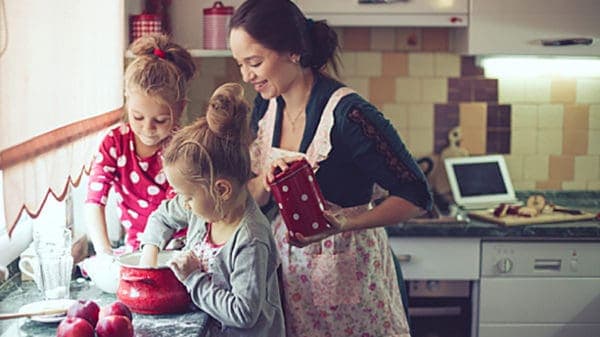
[128,210,139,219]
[139,162,149,171]
[130,172,140,184]
[293,213,299,220]
[122,220,132,229]
[90,182,103,192]
[109,147,117,159]
[312,222,319,229]
[95,153,104,164]
[103,166,116,173]
[138,200,149,208]
[117,155,127,167]
[147,185,160,195]
[155,172,166,185]
[301,194,308,201]
[129,141,134,151]
[282,185,289,192]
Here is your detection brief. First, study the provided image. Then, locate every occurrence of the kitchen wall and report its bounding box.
[182,27,600,191]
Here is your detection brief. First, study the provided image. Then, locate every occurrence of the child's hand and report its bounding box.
[168,251,201,282]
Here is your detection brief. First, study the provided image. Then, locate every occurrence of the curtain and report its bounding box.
[0,1,125,235]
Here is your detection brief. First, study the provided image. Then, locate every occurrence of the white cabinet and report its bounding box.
[294,0,468,27]
[388,237,480,280]
[452,0,600,56]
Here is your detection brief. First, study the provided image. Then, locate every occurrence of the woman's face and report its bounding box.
[127,92,176,147]
[230,28,299,99]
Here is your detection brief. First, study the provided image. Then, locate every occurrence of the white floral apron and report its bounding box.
[250,87,411,337]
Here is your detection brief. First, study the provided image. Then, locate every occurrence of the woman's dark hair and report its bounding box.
[230,0,340,75]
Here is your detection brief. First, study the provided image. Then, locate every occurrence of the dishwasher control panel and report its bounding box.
[481,241,600,277]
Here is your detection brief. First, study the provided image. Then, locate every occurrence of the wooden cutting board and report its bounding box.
[468,209,597,226]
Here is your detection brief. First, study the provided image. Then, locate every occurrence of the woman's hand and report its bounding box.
[287,207,350,248]
[265,156,305,187]
[168,250,201,282]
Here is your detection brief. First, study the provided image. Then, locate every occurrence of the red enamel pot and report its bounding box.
[117,251,192,315]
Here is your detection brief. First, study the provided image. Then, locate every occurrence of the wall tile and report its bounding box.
[447,78,471,102]
[408,103,434,129]
[339,52,357,78]
[421,78,447,103]
[461,127,486,155]
[536,180,562,190]
[511,129,537,154]
[537,129,563,155]
[395,28,422,51]
[562,129,588,156]
[498,78,527,103]
[395,78,421,103]
[343,28,371,51]
[459,102,487,128]
[589,130,600,155]
[548,155,575,181]
[523,155,549,181]
[355,52,382,77]
[514,181,536,190]
[434,54,460,77]
[562,181,587,190]
[370,28,396,51]
[199,57,226,76]
[574,156,600,181]
[587,181,600,190]
[382,103,409,130]
[408,53,435,77]
[381,52,408,77]
[369,77,396,104]
[537,104,564,129]
[334,28,344,49]
[434,103,459,153]
[407,128,434,156]
[511,104,538,129]
[524,79,552,103]
[422,28,449,52]
[460,56,483,77]
[487,104,511,128]
[486,130,511,154]
[550,78,576,103]
[590,104,600,130]
[504,155,524,181]
[473,79,498,102]
[576,79,600,103]
[344,77,370,98]
[563,104,589,130]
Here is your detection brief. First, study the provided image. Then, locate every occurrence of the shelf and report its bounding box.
[125,49,232,59]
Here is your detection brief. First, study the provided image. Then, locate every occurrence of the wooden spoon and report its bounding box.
[0,307,67,320]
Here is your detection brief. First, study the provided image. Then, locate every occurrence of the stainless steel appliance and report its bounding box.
[479,241,600,337]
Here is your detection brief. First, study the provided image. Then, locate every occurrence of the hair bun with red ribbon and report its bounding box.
[153,48,167,59]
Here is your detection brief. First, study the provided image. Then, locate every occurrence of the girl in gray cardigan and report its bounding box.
[139,83,285,337]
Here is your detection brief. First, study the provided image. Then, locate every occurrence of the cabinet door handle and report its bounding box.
[541,38,593,47]
[359,0,409,4]
[396,254,412,262]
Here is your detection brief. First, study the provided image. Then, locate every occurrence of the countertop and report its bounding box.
[0,279,209,337]
[386,191,600,240]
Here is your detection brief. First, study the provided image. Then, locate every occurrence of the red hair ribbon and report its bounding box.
[153,48,166,59]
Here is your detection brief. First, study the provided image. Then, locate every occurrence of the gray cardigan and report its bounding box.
[139,196,286,337]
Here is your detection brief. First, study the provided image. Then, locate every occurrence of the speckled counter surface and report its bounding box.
[386,191,600,240]
[0,279,208,337]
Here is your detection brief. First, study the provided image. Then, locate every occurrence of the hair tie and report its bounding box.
[153,48,166,59]
[305,18,314,31]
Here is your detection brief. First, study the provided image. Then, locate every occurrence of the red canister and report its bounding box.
[129,13,163,43]
[269,158,332,237]
[203,1,234,50]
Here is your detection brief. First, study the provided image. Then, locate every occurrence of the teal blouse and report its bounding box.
[251,73,432,211]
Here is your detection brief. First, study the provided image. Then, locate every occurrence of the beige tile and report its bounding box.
[397,128,410,144]
[590,105,600,130]
[407,128,434,156]
[395,78,421,103]
[370,28,396,51]
[342,28,371,51]
[524,78,551,103]
[498,78,527,103]
[536,180,562,190]
[562,181,587,190]
[461,127,486,155]
[421,78,447,103]
[511,129,537,155]
[587,181,600,190]
[551,78,576,103]
[459,103,487,128]
[382,103,409,130]
[563,104,589,130]
[382,52,408,77]
[574,155,600,181]
[562,129,589,156]
[408,53,435,77]
[408,103,434,129]
[344,77,370,99]
[511,104,538,129]
[395,28,422,51]
[333,27,344,49]
[523,155,549,181]
[434,53,460,77]
[355,52,382,77]
[338,52,357,78]
[199,57,226,76]
[576,79,600,103]
[422,28,450,52]
[537,104,564,129]
[548,155,575,181]
[589,131,600,155]
[513,181,536,190]
[504,155,524,181]
[537,129,563,155]
[369,77,396,104]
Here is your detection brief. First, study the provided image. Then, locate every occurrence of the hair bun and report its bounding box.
[206,83,251,144]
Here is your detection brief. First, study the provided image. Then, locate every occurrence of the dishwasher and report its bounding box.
[479,241,600,337]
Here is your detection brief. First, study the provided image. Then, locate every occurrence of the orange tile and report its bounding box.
[562,129,589,155]
[550,78,576,103]
[422,28,450,52]
[536,180,562,190]
[342,28,371,51]
[395,28,422,51]
[369,77,396,104]
[563,104,589,130]
[548,155,575,180]
[381,52,409,77]
[459,103,487,128]
[461,127,486,155]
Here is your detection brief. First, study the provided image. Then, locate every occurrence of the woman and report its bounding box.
[229,0,432,336]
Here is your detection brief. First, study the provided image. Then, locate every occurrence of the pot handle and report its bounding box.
[121,275,155,285]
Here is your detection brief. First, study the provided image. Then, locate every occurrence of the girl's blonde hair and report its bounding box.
[162,83,252,217]
[124,33,196,110]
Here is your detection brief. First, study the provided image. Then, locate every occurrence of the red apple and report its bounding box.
[56,316,95,337]
[99,301,133,322]
[96,315,134,337]
[66,300,100,327]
